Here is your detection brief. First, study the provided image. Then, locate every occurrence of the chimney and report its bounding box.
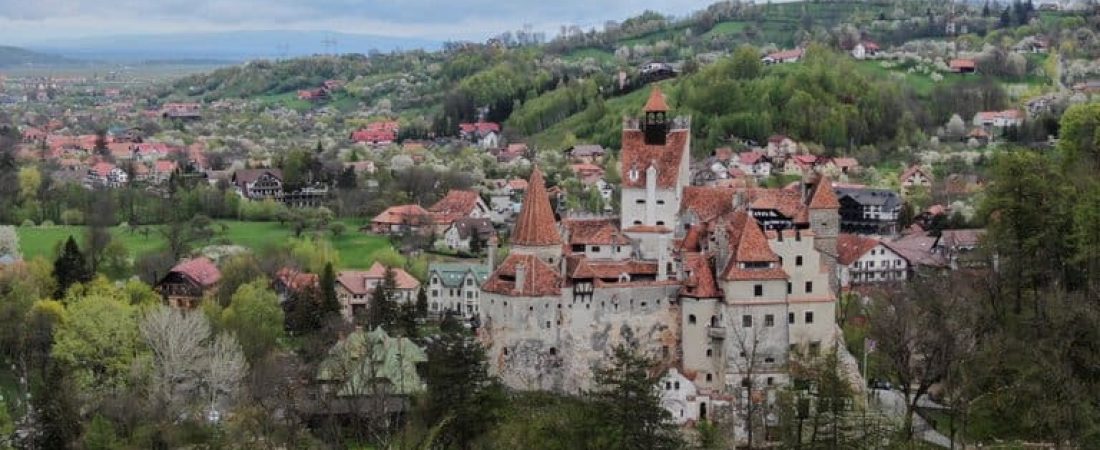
[515,263,526,293]
[657,237,669,282]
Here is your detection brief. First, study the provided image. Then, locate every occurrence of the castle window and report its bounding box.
[706,373,713,382]
[805,311,815,324]
[666,382,672,390]
[545,321,551,329]
[795,256,803,266]
[636,199,645,204]
[809,341,821,356]
[503,348,509,356]
[753,284,763,297]
[656,221,665,226]
[765,357,775,363]
[549,347,557,356]
[787,282,792,294]
[688,314,697,325]
[633,220,642,225]
[591,246,601,252]
[674,381,680,390]
[656,199,665,205]
[742,315,752,328]
[805,281,813,293]
[767,377,775,386]
[706,348,713,357]
[765,314,775,327]
[789,312,795,324]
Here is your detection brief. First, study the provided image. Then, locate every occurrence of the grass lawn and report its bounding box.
[256,91,312,111]
[15,219,399,270]
[563,47,615,63]
[701,21,747,40]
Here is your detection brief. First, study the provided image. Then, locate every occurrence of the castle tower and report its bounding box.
[510,166,563,266]
[643,86,669,145]
[807,175,841,289]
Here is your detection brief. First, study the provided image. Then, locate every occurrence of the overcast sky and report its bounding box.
[0,0,720,44]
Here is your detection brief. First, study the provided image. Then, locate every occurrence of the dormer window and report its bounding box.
[629,168,640,182]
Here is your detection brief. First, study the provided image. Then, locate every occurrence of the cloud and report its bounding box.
[0,0,716,43]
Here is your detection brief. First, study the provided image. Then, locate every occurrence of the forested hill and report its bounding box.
[156,0,1083,156]
[0,46,73,67]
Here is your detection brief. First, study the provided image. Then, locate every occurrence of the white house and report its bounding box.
[973,110,1024,128]
[427,262,491,319]
[735,151,772,178]
[659,368,728,425]
[836,234,910,287]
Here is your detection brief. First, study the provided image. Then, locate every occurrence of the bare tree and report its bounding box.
[203,332,248,419]
[868,273,976,440]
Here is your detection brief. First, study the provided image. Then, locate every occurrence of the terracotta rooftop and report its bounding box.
[620,128,690,189]
[372,204,432,226]
[562,218,631,246]
[481,253,562,297]
[731,211,779,263]
[429,190,483,224]
[336,262,420,296]
[681,186,737,222]
[680,253,721,298]
[511,167,562,247]
[836,234,881,266]
[275,267,320,292]
[808,176,840,209]
[570,259,658,281]
[170,257,221,288]
[644,86,669,112]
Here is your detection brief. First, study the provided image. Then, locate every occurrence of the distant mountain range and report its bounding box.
[0,45,74,67]
[22,30,443,63]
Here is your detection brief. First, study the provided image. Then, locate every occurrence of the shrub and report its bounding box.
[61,209,85,226]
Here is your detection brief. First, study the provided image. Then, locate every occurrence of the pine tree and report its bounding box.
[32,361,81,449]
[423,323,503,449]
[416,288,429,318]
[591,345,682,450]
[285,285,323,335]
[366,266,398,330]
[53,236,91,298]
[319,263,340,319]
[398,302,419,339]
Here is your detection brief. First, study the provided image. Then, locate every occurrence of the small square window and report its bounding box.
[795,255,803,266]
[805,311,814,324]
[764,314,775,327]
[742,315,753,327]
[753,284,763,297]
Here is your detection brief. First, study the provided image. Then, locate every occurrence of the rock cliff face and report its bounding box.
[479,284,681,393]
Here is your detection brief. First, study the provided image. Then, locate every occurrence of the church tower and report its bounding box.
[510,167,563,266]
[643,86,669,145]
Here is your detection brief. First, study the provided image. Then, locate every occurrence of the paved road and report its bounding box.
[870,388,952,448]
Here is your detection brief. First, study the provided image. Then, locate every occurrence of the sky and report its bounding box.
[0,0,720,45]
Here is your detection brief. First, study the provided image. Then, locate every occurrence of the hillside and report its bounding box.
[0,45,73,67]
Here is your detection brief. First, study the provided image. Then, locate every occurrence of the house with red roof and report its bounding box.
[836,233,910,287]
[973,110,1023,129]
[85,162,128,188]
[155,257,221,308]
[900,165,933,197]
[370,204,432,235]
[762,48,804,64]
[458,122,501,149]
[765,135,798,157]
[161,103,201,120]
[949,58,977,73]
[734,151,772,178]
[850,40,880,59]
[335,262,421,321]
[428,189,490,232]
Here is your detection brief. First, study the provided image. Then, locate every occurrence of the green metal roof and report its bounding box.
[428,262,491,288]
[317,327,427,396]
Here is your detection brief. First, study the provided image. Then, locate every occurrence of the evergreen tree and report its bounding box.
[423,322,504,449]
[53,236,91,298]
[468,229,484,256]
[416,287,429,318]
[365,266,398,330]
[31,361,81,449]
[398,302,419,339]
[320,262,340,318]
[591,345,682,450]
[284,285,323,335]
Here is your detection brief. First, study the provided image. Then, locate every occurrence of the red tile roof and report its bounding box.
[511,167,561,247]
[171,257,221,288]
[562,218,631,247]
[458,122,501,134]
[836,234,880,266]
[730,212,779,263]
[681,253,720,298]
[767,48,804,60]
[681,186,737,221]
[571,259,658,281]
[429,190,483,225]
[644,86,669,112]
[482,253,561,297]
[336,262,420,295]
[900,165,933,184]
[949,59,976,70]
[372,204,432,226]
[808,176,840,209]
[620,129,689,189]
[275,267,320,292]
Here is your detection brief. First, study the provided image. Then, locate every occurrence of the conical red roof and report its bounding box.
[511,167,561,246]
[808,175,840,209]
[644,86,669,112]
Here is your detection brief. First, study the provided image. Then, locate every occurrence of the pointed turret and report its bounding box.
[511,167,561,247]
[808,175,840,210]
[643,86,669,146]
[644,86,669,112]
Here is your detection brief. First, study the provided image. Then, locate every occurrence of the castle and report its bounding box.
[477,87,841,418]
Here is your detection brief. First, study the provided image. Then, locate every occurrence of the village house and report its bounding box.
[350,121,399,146]
[442,218,496,254]
[734,151,772,178]
[949,58,977,74]
[85,162,128,188]
[933,229,987,269]
[427,262,492,319]
[569,163,606,185]
[161,103,201,120]
[762,48,804,64]
[823,157,860,176]
[836,234,910,287]
[765,135,798,158]
[659,368,730,425]
[458,122,501,149]
[900,165,934,197]
[232,169,284,201]
[273,267,320,303]
[973,110,1024,129]
[428,189,490,233]
[567,144,606,163]
[316,327,426,402]
[370,204,432,235]
[155,257,221,309]
[849,40,880,59]
[335,263,421,321]
[834,186,902,235]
